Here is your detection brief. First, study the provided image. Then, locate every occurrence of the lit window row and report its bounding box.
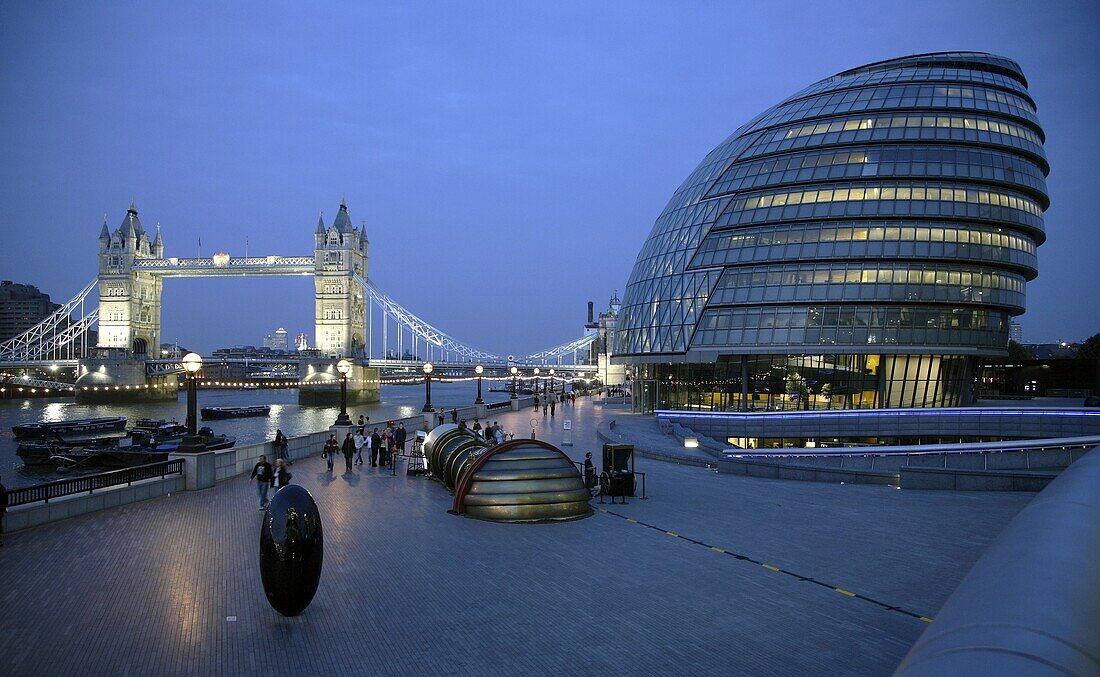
[707,145,1046,197]
[697,305,1005,331]
[714,263,1024,292]
[749,82,1039,132]
[790,67,1030,103]
[731,183,1042,216]
[691,306,1007,349]
[776,115,1041,144]
[691,220,1037,271]
[708,263,1025,309]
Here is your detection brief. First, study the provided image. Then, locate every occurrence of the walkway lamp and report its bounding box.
[549,368,555,396]
[422,362,434,412]
[534,367,540,394]
[510,366,518,398]
[335,359,352,426]
[475,364,484,404]
[181,352,203,436]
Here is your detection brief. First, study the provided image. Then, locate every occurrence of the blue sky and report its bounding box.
[1,0,1097,353]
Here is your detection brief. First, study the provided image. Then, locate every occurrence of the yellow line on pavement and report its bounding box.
[835,588,856,597]
[710,546,726,553]
[666,531,679,537]
[762,563,780,572]
[626,518,637,523]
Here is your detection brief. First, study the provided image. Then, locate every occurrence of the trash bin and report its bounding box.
[602,444,636,497]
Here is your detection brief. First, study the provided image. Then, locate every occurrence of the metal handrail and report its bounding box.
[5,460,184,508]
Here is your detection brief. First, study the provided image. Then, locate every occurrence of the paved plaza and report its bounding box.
[0,398,1033,675]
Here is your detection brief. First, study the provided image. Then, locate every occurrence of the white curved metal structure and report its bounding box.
[0,274,602,370]
[522,331,598,365]
[354,274,504,363]
[0,279,99,361]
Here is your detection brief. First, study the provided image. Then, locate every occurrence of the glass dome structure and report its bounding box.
[617,52,1048,411]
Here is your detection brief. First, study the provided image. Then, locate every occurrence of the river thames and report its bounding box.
[0,380,514,488]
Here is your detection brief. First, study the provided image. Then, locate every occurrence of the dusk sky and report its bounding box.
[1,1,1097,354]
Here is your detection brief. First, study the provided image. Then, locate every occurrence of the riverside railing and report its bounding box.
[5,460,185,508]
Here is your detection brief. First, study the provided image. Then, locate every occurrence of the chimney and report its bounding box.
[587,301,594,324]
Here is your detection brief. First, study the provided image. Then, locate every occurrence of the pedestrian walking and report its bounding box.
[494,423,505,445]
[451,408,458,424]
[251,455,273,509]
[271,459,293,490]
[437,410,445,427]
[370,428,381,466]
[472,420,482,437]
[583,452,596,492]
[550,399,556,416]
[354,430,366,465]
[323,433,338,472]
[274,429,290,464]
[0,474,7,547]
[534,395,540,411]
[342,432,356,472]
[395,422,407,453]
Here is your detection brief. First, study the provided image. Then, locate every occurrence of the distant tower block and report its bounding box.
[314,199,368,357]
[97,203,163,356]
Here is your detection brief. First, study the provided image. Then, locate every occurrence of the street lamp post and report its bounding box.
[335,359,352,426]
[510,366,518,399]
[549,368,555,398]
[475,365,484,404]
[422,363,434,412]
[181,352,203,436]
[534,367,540,395]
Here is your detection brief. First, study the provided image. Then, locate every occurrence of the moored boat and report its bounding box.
[17,429,236,468]
[200,405,270,420]
[12,416,128,440]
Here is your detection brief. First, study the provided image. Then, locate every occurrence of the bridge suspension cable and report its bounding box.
[521,331,598,365]
[0,279,99,362]
[354,275,504,363]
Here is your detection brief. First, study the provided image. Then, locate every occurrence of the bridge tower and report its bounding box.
[313,199,368,357]
[96,203,163,356]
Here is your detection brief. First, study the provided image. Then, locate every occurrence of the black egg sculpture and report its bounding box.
[260,484,323,616]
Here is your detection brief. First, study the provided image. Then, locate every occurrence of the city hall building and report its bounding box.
[616,52,1048,415]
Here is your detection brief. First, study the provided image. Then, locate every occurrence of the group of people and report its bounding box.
[458,419,508,445]
[249,455,294,510]
[322,419,408,472]
[533,390,576,416]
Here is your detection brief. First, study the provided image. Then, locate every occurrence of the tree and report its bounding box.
[1077,333,1100,360]
[1007,340,1032,362]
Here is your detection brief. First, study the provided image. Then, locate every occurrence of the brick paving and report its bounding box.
[0,397,1032,675]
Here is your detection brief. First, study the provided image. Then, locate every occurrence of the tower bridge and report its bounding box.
[0,199,617,402]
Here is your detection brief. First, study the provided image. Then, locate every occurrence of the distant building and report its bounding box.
[1024,342,1079,359]
[263,327,289,350]
[295,333,309,351]
[584,294,625,385]
[0,281,62,341]
[1009,322,1023,343]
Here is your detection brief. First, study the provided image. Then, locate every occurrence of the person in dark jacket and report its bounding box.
[0,474,7,546]
[370,428,381,467]
[341,432,356,472]
[270,459,292,490]
[323,433,338,471]
[395,422,407,453]
[451,408,458,424]
[250,455,273,509]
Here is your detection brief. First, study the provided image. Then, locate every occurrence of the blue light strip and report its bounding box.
[657,408,1100,420]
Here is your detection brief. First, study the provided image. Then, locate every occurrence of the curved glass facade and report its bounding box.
[617,52,1047,410]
